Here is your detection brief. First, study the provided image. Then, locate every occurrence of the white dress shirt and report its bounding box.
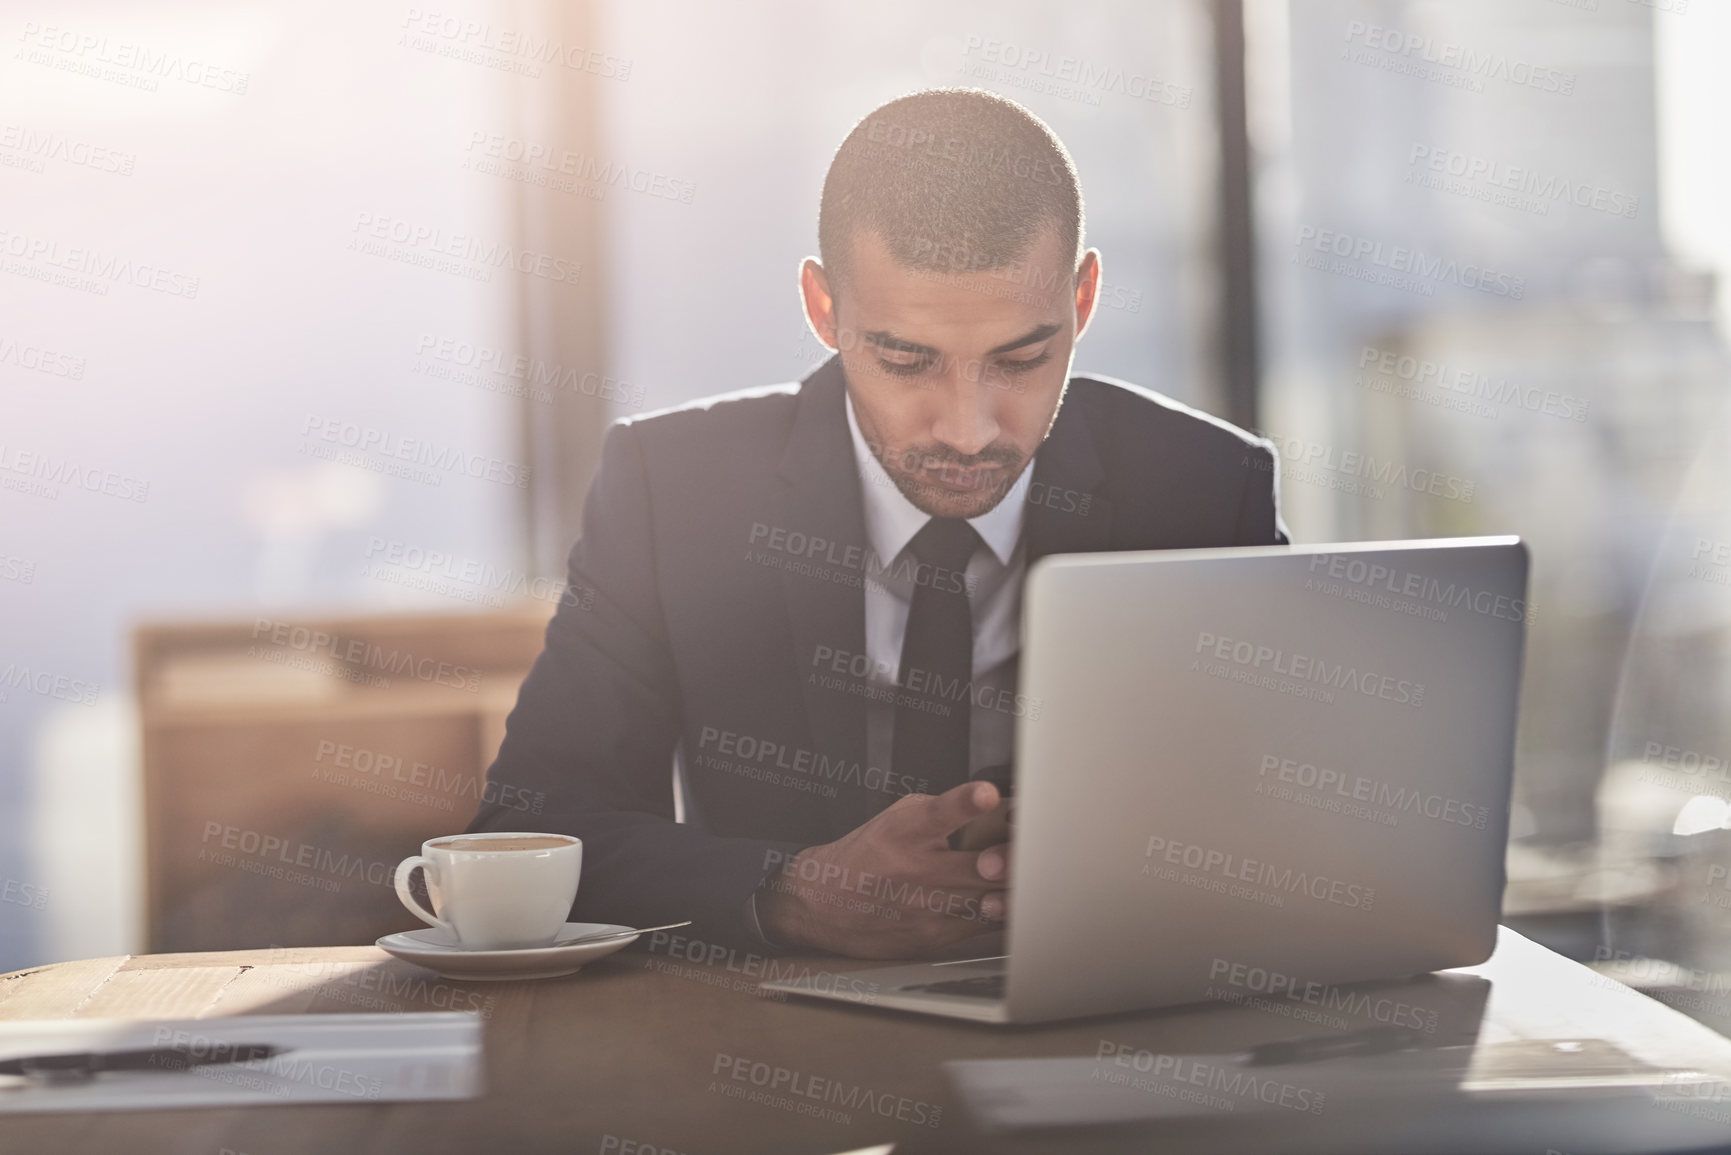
[844,393,1031,786]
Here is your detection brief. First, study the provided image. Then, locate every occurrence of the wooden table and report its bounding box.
[3,928,1730,1155]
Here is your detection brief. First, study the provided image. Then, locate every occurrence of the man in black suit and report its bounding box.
[468,88,1286,959]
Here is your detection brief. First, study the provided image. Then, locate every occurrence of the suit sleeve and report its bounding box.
[468,420,804,951]
[1234,437,1290,546]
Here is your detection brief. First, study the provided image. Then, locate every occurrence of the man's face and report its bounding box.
[800,227,1100,520]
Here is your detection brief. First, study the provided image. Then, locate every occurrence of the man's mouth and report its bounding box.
[918,463,1002,494]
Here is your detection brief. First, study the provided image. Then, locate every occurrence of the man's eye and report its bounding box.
[876,355,930,377]
[997,350,1052,374]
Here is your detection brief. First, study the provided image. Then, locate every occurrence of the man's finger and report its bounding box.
[901,849,1008,894]
[902,779,999,841]
[975,842,1011,885]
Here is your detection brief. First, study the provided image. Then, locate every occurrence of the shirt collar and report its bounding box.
[845,390,1029,568]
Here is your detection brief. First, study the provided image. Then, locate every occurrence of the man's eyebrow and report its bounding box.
[862,324,1062,358]
[986,323,1061,356]
[862,331,938,356]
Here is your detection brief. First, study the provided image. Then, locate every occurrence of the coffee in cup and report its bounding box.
[430,835,572,852]
[393,831,582,950]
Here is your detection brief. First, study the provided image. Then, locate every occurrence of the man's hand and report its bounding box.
[755,780,1011,959]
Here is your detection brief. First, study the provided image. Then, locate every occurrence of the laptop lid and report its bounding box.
[1002,538,1528,1022]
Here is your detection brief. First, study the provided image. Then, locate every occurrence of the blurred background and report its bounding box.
[5,0,1731,1034]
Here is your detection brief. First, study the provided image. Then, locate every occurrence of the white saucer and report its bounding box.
[375,922,640,981]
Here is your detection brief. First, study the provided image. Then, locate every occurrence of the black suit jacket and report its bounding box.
[468,356,1287,950]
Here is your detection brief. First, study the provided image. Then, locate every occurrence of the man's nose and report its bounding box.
[930,358,1000,457]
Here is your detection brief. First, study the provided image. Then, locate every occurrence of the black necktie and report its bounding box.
[891,517,981,797]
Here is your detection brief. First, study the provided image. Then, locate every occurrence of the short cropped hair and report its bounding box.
[818,89,1084,291]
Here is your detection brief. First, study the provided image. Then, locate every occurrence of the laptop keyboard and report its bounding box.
[897,972,1006,999]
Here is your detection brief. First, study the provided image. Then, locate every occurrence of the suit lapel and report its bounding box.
[777,357,872,837]
[1026,387,1114,564]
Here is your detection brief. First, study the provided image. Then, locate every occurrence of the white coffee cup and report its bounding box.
[393,832,582,950]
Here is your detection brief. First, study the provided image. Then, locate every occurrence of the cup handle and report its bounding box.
[394,856,451,932]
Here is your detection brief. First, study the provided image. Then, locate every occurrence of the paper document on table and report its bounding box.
[0,1012,481,1113]
[945,1041,1731,1154]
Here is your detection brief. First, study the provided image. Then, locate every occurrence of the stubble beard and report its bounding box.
[878,444,1028,520]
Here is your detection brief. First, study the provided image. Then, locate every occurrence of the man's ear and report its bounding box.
[1073,249,1102,341]
[799,258,839,351]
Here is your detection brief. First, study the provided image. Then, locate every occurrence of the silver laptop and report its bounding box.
[760,537,1529,1024]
